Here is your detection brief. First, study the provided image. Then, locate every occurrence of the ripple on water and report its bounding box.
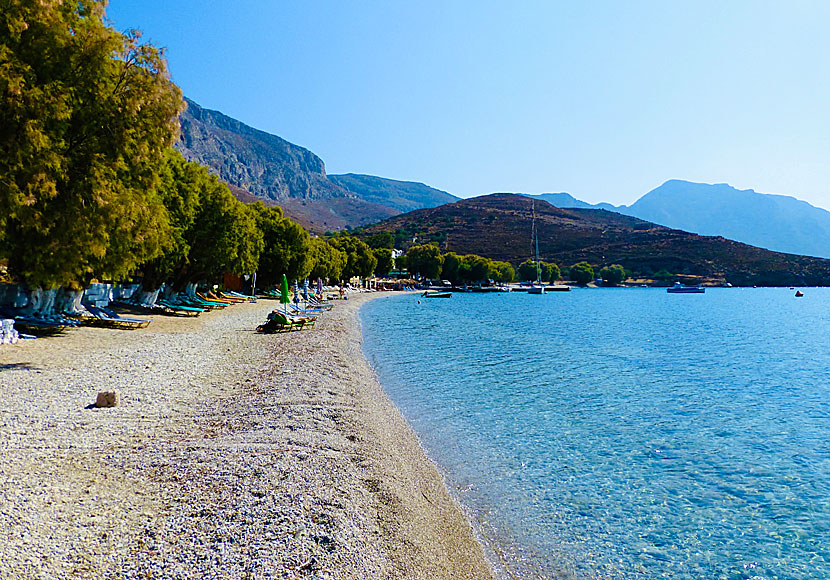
[361,289,830,579]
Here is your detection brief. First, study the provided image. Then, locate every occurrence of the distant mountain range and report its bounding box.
[360,194,830,286]
[176,99,830,259]
[521,181,830,259]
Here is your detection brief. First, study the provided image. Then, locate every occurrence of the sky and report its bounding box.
[107,1,830,209]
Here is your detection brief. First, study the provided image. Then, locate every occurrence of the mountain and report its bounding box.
[360,193,830,286]
[176,98,345,201]
[174,99,458,232]
[329,173,459,214]
[617,180,830,259]
[517,192,596,209]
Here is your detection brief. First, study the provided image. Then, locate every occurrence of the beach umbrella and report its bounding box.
[293,280,300,304]
[302,279,309,301]
[316,278,323,295]
[280,274,290,313]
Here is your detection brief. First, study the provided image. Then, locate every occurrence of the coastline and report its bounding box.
[0,292,495,579]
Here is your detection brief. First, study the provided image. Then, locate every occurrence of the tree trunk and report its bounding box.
[57,288,85,315]
[24,287,58,317]
[132,288,160,308]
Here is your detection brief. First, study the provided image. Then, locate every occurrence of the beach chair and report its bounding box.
[84,306,151,329]
[156,299,203,316]
[256,310,315,333]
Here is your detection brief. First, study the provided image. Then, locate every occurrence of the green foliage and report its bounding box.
[139,150,202,289]
[329,236,376,281]
[490,261,515,283]
[570,261,595,285]
[654,268,674,280]
[183,177,262,284]
[600,264,626,286]
[406,244,444,279]
[441,252,461,283]
[366,232,394,250]
[461,254,491,282]
[517,260,541,282]
[308,237,346,282]
[543,262,561,282]
[372,248,394,277]
[0,1,183,288]
[249,202,308,286]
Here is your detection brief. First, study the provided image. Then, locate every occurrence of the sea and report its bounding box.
[359,287,830,580]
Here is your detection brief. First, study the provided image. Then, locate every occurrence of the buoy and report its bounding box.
[795,291,803,297]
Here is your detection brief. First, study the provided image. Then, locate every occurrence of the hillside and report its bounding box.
[360,193,830,286]
[329,174,459,213]
[615,180,830,259]
[175,100,461,231]
[176,98,346,201]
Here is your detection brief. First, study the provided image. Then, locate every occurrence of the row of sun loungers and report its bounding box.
[256,292,339,333]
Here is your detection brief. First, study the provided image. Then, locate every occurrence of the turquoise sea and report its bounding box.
[360,288,830,579]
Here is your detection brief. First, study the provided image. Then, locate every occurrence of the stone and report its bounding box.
[95,391,121,408]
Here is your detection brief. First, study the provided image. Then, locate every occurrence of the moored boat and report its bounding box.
[422,291,452,298]
[667,282,705,294]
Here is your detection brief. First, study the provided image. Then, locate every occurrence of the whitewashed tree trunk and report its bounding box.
[24,287,58,317]
[58,288,85,315]
[133,288,160,307]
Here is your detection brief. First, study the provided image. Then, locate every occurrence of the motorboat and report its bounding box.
[666,282,705,294]
[422,291,452,298]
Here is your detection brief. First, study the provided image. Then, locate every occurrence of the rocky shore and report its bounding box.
[0,293,496,579]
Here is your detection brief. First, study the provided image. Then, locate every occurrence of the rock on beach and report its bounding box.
[0,293,495,579]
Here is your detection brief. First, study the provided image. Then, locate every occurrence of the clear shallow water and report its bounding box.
[360,288,830,579]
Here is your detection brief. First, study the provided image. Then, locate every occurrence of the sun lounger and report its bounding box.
[84,306,151,329]
[156,299,203,316]
[256,310,316,333]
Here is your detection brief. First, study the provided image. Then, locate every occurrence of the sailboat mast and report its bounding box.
[532,200,541,284]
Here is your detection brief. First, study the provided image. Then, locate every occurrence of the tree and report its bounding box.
[176,177,262,286]
[134,150,204,300]
[0,1,183,289]
[490,261,515,283]
[329,236,376,281]
[250,202,309,286]
[570,261,595,285]
[373,248,394,277]
[600,264,626,286]
[308,237,346,282]
[517,260,540,282]
[543,262,561,282]
[366,232,394,250]
[406,244,444,279]
[441,252,461,283]
[462,254,491,283]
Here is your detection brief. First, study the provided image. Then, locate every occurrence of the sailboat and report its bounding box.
[528,200,545,294]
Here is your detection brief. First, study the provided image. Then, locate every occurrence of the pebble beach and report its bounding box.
[0,293,496,579]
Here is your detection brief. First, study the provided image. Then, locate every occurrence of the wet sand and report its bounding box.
[0,293,496,579]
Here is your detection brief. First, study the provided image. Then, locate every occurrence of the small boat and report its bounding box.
[546,285,571,292]
[422,291,452,298]
[667,282,705,294]
[795,290,804,297]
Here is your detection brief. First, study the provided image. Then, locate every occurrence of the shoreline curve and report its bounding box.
[0,291,496,579]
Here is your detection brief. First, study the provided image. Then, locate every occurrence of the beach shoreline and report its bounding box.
[0,292,496,579]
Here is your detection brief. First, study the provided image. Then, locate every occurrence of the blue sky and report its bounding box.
[108,1,830,209]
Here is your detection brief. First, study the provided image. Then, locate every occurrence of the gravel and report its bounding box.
[0,293,496,579]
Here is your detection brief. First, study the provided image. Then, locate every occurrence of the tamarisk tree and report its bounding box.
[0,0,183,303]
